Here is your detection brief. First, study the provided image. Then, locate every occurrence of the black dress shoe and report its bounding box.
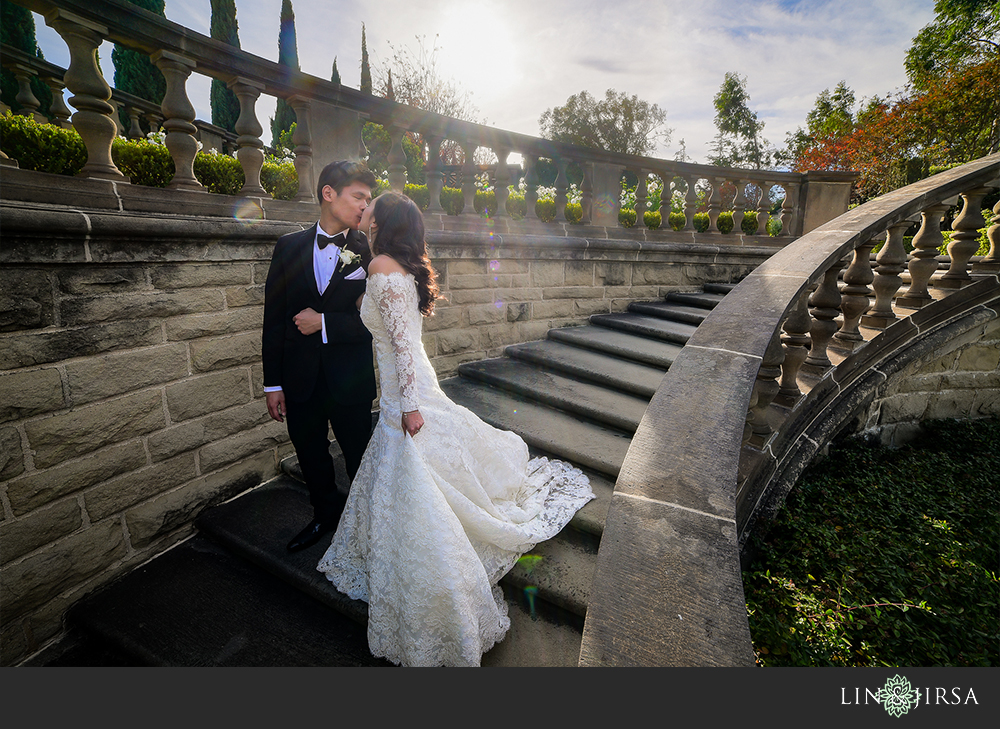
[287,518,336,552]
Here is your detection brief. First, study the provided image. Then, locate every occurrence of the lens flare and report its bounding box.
[233,198,265,225]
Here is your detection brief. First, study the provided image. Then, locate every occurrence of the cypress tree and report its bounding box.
[331,57,341,85]
[270,0,299,147]
[111,0,167,130]
[1,0,52,117]
[210,0,242,133]
[360,23,372,95]
[385,69,394,101]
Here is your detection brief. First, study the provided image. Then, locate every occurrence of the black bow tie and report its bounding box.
[317,233,343,250]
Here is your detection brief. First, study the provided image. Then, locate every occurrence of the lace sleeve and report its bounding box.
[373,273,419,412]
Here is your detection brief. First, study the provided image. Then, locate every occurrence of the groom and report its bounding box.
[262,161,379,552]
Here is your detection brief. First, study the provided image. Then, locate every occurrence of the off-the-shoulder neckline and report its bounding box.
[368,270,414,280]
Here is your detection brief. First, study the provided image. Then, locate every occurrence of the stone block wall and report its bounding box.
[0,187,780,666]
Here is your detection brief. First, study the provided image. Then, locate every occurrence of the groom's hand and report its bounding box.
[266,390,286,423]
[293,307,322,335]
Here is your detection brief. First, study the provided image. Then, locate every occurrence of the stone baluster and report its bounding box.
[804,258,846,368]
[580,162,594,224]
[633,170,647,228]
[153,51,203,192]
[43,77,73,129]
[972,193,1000,276]
[288,95,314,203]
[146,113,162,134]
[897,204,948,307]
[731,180,747,235]
[125,104,144,139]
[863,221,911,327]
[494,147,511,218]
[554,157,569,221]
[460,141,477,215]
[10,64,47,124]
[523,155,539,220]
[834,238,877,346]
[707,177,722,232]
[780,184,798,236]
[777,285,813,401]
[227,77,265,196]
[387,126,408,192]
[683,176,698,231]
[756,182,771,235]
[425,135,444,213]
[657,173,673,222]
[746,328,785,439]
[939,188,990,287]
[46,12,126,181]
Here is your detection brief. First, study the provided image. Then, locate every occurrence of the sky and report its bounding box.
[29,0,940,165]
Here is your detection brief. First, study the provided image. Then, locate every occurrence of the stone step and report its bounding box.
[589,312,699,345]
[547,324,684,368]
[457,358,649,433]
[441,377,632,480]
[703,282,738,295]
[504,339,667,399]
[627,301,711,325]
[665,290,728,309]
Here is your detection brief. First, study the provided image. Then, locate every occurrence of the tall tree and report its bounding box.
[538,88,671,156]
[707,72,772,169]
[270,0,299,147]
[0,0,52,116]
[778,81,856,170]
[905,0,1000,91]
[210,0,242,133]
[112,0,167,129]
[331,57,341,85]
[360,23,373,95]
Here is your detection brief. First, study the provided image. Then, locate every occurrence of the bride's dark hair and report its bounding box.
[370,191,441,316]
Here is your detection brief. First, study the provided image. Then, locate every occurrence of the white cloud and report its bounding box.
[29,0,937,163]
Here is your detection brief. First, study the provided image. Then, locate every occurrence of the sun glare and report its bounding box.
[437,3,518,94]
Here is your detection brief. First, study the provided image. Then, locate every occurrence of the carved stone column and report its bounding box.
[632,170,647,228]
[387,126,408,192]
[287,95,315,202]
[835,238,877,346]
[707,177,722,232]
[493,147,511,218]
[43,76,73,129]
[226,77,266,196]
[863,220,911,327]
[657,173,673,221]
[683,175,698,231]
[555,157,569,221]
[939,188,990,287]
[756,182,771,235]
[580,162,594,224]
[425,135,444,213]
[460,141,477,214]
[46,11,126,181]
[125,104,144,139]
[732,180,746,234]
[780,183,799,237]
[897,204,948,307]
[777,285,813,402]
[11,64,47,124]
[523,155,539,220]
[746,328,784,439]
[153,50,203,192]
[972,194,1000,276]
[804,258,845,369]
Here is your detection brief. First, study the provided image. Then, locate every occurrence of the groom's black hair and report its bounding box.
[316,160,378,200]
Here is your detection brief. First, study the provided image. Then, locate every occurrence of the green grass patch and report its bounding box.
[743,417,999,667]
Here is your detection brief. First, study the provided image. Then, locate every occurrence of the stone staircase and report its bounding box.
[36,283,736,667]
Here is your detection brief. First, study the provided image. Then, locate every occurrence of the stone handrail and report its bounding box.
[3,0,853,233]
[579,153,1000,666]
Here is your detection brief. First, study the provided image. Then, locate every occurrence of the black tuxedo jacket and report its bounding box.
[262,224,377,405]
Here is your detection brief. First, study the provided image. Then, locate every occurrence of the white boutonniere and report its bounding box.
[338,248,361,268]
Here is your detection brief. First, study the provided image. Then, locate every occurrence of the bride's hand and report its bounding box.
[402,410,424,437]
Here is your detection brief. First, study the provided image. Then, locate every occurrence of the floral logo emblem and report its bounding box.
[338,249,361,268]
[880,675,919,717]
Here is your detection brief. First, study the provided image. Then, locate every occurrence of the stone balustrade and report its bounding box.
[579,153,1000,667]
[3,0,851,235]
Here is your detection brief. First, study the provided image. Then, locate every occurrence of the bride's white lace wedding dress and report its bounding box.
[317,271,594,667]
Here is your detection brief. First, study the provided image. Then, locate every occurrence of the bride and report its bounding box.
[316,191,594,667]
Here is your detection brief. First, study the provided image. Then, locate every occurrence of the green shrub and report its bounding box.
[536,198,556,222]
[0,112,86,175]
[193,151,244,195]
[669,212,686,230]
[404,183,430,210]
[111,137,172,187]
[565,202,583,224]
[506,191,527,219]
[644,210,661,229]
[619,208,636,227]
[717,211,734,234]
[474,189,496,216]
[742,211,759,234]
[441,186,464,215]
[261,159,298,200]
